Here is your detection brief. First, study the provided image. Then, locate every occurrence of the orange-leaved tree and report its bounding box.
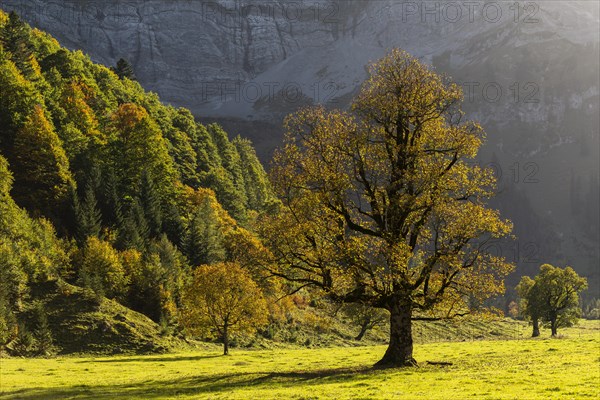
[181,262,268,355]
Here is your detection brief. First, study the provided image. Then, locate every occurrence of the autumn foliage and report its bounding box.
[263,49,514,366]
[181,262,268,355]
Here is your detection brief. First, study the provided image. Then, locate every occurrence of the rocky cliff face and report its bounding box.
[2,0,599,294]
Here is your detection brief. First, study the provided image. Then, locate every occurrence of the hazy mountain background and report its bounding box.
[2,0,598,297]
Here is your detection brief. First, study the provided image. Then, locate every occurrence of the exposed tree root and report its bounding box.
[425,360,453,366]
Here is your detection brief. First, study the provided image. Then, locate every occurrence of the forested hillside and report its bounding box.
[0,10,279,353]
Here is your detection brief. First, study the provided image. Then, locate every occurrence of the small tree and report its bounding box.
[77,237,128,300]
[30,300,55,356]
[181,262,268,355]
[112,58,136,81]
[140,170,163,238]
[517,264,588,337]
[583,298,600,320]
[9,323,36,356]
[516,276,542,337]
[74,184,102,244]
[343,303,388,341]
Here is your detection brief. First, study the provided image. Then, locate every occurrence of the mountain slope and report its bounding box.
[0,8,278,353]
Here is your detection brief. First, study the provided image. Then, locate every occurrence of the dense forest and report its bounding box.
[0,10,286,353]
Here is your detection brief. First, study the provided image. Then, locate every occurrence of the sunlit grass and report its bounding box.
[1,320,598,399]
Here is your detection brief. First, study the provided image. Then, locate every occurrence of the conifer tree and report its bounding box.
[169,108,200,186]
[201,166,247,223]
[140,170,163,238]
[0,12,35,77]
[116,198,149,251]
[183,206,225,267]
[99,168,123,229]
[233,136,276,212]
[75,184,102,244]
[162,203,185,246]
[30,300,54,356]
[112,58,136,81]
[194,123,222,173]
[195,124,249,222]
[207,125,246,193]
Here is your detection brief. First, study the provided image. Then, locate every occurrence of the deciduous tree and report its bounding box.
[262,49,514,367]
[517,264,587,337]
[516,275,541,337]
[77,237,128,299]
[181,262,268,355]
[107,103,176,200]
[342,303,388,341]
[12,104,73,215]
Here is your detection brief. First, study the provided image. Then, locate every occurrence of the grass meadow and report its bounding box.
[1,320,598,400]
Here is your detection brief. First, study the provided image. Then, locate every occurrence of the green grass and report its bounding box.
[1,320,598,399]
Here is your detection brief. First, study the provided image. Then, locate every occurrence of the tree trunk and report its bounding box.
[374,300,416,368]
[532,318,540,337]
[550,318,557,337]
[355,320,370,341]
[223,324,229,355]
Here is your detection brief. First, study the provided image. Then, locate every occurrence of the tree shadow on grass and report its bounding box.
[75,354,223,363]
[3,366,376,399]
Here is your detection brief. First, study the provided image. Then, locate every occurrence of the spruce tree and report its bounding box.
[170,109,200,186]
[200,166,247,223]
[182,212,204,267]
[140,170,162,238]
[75,184,102,244]
[112,58,136,81]
[207,124,247,204]
[10,323,36,356]
[108,103,176,200]
[0,243,18,346]
[116,198,149,251]
[0,52,42,153]
[31,301,54,356]
[193,123,222,173]
[99,168,123,229]
[233,136,275,212]
[183,206,225,267]
[162,203,184,246]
